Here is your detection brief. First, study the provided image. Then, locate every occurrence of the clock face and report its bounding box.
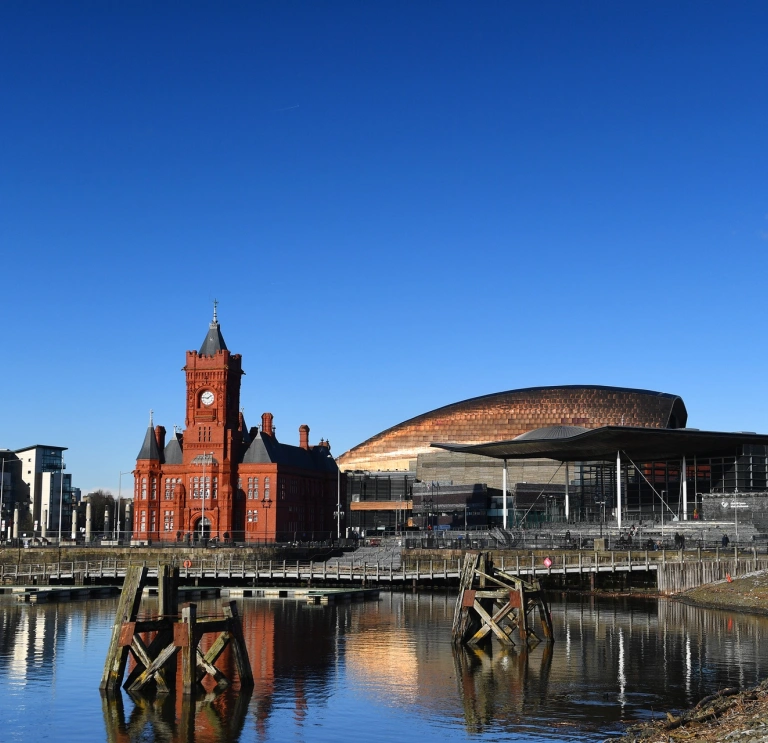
[201,391,215,406]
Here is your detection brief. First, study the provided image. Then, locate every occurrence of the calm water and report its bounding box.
[1,591,767,742]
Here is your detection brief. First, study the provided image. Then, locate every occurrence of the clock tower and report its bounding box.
[183,301,243,463]
[175,301,244,539]
[132,302,340,544]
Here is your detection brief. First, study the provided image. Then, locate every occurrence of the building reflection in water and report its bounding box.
[4,591,768,741]
[452,643,554,734]
[99,598,340,742]
[101,687,252,743]
[0,599,109,685]
[337,592,768,736]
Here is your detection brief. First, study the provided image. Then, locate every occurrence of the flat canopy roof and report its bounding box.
[431,426,768,463]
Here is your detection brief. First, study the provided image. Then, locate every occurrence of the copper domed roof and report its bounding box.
[338,385,688,472]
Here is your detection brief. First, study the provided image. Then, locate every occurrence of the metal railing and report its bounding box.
[3,546,766,586]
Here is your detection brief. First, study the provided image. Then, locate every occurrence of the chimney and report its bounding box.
[261,412,274,436]
[154,425,166,452]
[299,424,310,450]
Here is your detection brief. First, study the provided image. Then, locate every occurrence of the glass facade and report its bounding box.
[515,445,768,525]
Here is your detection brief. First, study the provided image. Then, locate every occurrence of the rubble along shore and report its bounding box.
[610,571,768,742]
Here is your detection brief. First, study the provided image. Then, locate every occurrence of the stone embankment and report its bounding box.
[612,570,768,742]
[0,544,341,567]
[612,679,768,742]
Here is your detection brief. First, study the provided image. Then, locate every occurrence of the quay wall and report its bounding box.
[0,544,341,567]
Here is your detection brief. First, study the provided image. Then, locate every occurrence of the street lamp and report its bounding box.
[595,499,606,537]
[116,470,132,541]
[329,451,344,541]
[260,490,272,544]
[192,453,216,543]
[57,460,66,544]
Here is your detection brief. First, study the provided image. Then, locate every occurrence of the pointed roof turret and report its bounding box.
[137,409,161,461]
[239,410,251,447]
[164,426,183,465]
[199,299,228,356]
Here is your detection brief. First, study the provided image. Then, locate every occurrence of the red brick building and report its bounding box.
[132,307,339,544]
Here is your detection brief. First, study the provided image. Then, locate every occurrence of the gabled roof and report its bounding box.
[241,431,337,472]
[164,431,183,465]
[242,431,274,464]
[137,425,161,461]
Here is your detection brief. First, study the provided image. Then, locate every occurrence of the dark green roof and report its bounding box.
[199,320,227,356]
[137,425,161,461]
[242,431,337,472]
[163,432,183,464]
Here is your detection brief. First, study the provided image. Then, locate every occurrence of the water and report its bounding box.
[1,592,767,742]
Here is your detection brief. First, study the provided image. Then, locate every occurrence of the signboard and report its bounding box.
[721,501,749,509]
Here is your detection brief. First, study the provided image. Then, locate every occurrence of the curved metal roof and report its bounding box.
[339,385,688,471]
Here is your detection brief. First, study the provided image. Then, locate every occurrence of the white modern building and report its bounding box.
[12,445,80,538]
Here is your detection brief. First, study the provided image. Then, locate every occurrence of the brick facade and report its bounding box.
[132,311,338,544]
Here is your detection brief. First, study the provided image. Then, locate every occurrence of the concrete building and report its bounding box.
[3,445,80,539]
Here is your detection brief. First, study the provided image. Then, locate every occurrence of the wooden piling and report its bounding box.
[99,566,148,692]
[100,563,252,696]
[222,600,254,687]
[180,603,197,694]
[452,552,553,649]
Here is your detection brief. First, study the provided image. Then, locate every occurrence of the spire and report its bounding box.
[137,415,161,461]
[164,427,183,465]
[199,300,228,356]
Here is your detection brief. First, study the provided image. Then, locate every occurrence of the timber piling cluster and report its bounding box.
[452,553,554,647]
[100,565,252,695]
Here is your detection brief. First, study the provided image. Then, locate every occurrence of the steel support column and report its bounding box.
[616,450,622,529]
[502,459,508,529]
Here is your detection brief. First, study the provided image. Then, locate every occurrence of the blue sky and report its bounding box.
[1,2,767,493]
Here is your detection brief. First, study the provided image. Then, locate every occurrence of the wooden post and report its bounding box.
[158,564,179,618]
[180,603,198,694]
[222,600,254,687]
[100,566,148,692]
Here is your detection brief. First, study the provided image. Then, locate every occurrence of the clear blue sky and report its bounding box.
[2,2,767,494]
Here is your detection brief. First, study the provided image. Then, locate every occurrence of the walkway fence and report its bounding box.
[2,547,767,594]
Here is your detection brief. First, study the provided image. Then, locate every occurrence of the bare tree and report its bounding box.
[85,490,115,535]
